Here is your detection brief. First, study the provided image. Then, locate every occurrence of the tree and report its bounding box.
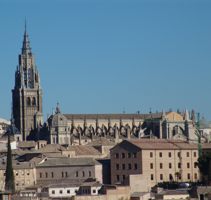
[5,135,15,193]
[197,153,211,183]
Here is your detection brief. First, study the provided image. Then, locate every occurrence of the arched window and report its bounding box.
[27,97,31,106]
[28,68,33,88]
[32,97,36,106]
[35,73,38,83]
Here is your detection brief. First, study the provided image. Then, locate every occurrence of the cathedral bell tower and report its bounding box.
[12,25,43,141]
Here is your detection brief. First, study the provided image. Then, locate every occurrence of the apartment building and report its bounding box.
[36,157,102,185]
[0,160,36,191]
[110,139,202,191]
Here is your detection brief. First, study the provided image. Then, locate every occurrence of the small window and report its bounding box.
[115,153,119,158]
[51,172,54,178]
[169,163,172,169]
[169,174,173,181]
[151,174,154,180]
[62,172,64,178]
[26,97,31,106]
[187,163,190,168]
[150,163,153,169]
[128,153,131,158]
[178,152,181,158]
[134,163,138,170]
[116,164,119,170]
[93,189,96,194]
[82,171,85,177]
[117,175,120,182]
[150,152,153,158]
[187,173,190,180]
[194,162,197,168]
[89,171,91,177]
[76,171,79,177]
[194,152,197,157]
[133,152,137,158]
[122,164,125,170]
[160,174,163,180]
[160,163,163,169]
[52,190,55,194]
[159,152,162,157]
[178,163,181,169]
[187,152,190,157]
[122,153,125,158]
[32,97,36,106]
[168,152,171,157]
[194,173,197,179]
[67,190,70,194]
[128,163,132,170]
[40,173,42,178]
[45,172,48,178]
[60,190,63,194]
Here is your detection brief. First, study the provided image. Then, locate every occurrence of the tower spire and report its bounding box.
[24,18,27,34]
[13,25,43,140]
[22,20,31,55]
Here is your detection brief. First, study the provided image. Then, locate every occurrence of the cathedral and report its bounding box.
[47,105,198,146]
[12,28,198,144]
[12,26,43,141]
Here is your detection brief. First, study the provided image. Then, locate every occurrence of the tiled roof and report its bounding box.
[0,160,34,170]
[38,144,65,153]
[81,181,102,187]
[18,141,36,148]
[37,157,100,167]
[122,139,199,150]
[88,137,115,146]
[67,145,101,156]
[48,182,81,188]
[36,179,84,188]
[202,143,211,149]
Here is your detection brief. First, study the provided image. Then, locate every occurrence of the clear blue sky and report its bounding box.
[0,0,211,120]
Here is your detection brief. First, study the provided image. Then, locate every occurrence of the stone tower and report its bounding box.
[12,25,43,141]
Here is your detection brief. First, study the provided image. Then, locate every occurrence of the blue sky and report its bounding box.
[0,0,211,120]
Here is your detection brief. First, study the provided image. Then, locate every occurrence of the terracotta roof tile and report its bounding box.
[125,139,199,150]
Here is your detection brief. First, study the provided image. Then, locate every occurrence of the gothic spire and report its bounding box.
[22,20,32,55]
[184,109,190,121]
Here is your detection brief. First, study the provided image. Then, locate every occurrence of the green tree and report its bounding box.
[5,135,15,193]
[197,153,211,183]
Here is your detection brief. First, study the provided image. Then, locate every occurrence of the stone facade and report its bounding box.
[0,161,36,191]
[12,27,43,141]
[36,157,102,185]
[110,139,200,191]
[47,106,197,145]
